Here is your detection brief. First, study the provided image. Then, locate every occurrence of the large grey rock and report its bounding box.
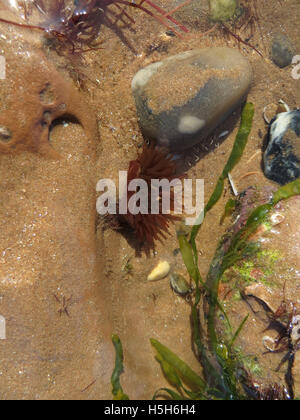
[132,47,253,151]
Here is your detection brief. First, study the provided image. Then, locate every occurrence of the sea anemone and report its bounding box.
[117,144,184,249]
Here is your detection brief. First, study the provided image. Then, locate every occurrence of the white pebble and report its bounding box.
[147,261,170,282]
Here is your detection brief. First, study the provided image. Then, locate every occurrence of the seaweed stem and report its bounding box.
[221,22,263,57]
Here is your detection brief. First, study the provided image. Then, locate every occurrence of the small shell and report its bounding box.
[263,100,290,125]
[270,212,285,226]
[291,315,300,345]
[147,261,170,282]
[170,273,191,296]
[0,126,12,143]
[278,99,290,113]
[228,172,239,197]
[262,335,277,352]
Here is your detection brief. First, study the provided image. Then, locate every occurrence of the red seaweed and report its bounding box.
[0,0,191,54]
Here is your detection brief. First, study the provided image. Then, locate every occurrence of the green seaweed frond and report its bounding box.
[111,335,129,400]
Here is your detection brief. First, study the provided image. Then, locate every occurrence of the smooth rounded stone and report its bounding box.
[169,272,191,296]
[264,109,300,185]
[132,47,253,151]
[271,33,294,68]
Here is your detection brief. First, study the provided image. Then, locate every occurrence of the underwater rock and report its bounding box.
[244,283,281,314]
[132,47,252,151]
[264,109,300,185]
[271,33,294,68]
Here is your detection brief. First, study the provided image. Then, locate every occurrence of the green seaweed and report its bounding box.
[178,234,203,304]
[151,337,223,400]
[228,315,249,351]
[152,103,300,400]
[191,103,254,241]
[189,103,255,283]
[235,261,262,284]
[240,353,262,378]
[122,255,134,275]
[258,249,281,264]
[177,235,200,285]
[220,198,237,225]
[110,104,300,400]
[153,388,186,400]
[232,290,242,301]
[206,180,300,358]
[222,178,300,276]
[229,248,282,287]
[111,335,129,400]
[151,339,206,392]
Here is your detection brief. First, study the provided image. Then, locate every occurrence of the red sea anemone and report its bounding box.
[117,144,184,249]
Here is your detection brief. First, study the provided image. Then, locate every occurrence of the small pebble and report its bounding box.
[271,33,294,68]
[169,273,192,296]
[147,261,170,281]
